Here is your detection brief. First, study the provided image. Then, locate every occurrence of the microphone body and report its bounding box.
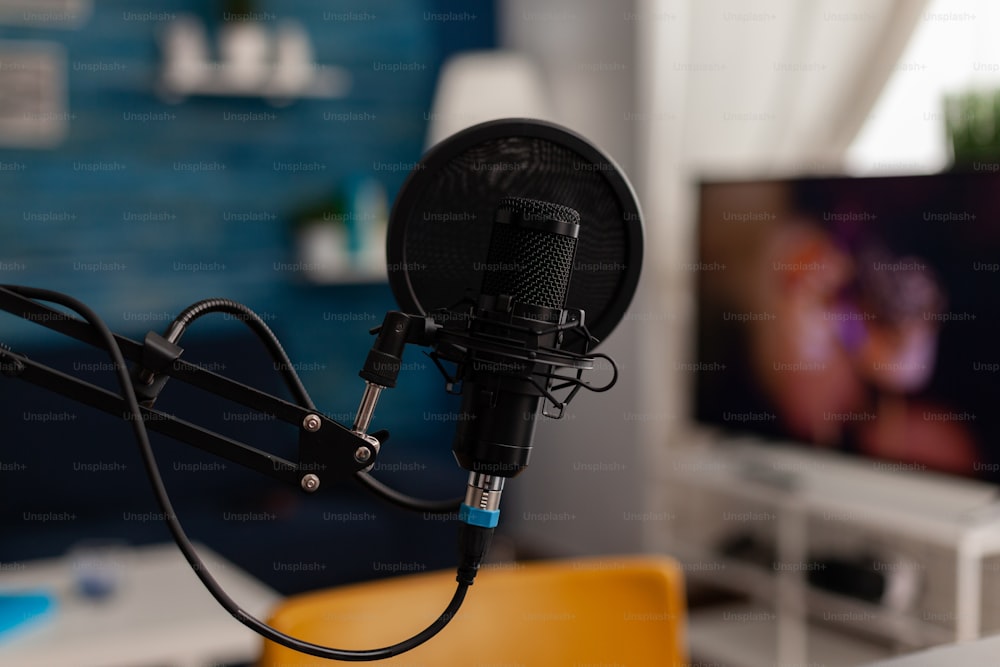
[450,197,581,479]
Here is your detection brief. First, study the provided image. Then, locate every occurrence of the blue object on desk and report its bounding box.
[0,591,55,641]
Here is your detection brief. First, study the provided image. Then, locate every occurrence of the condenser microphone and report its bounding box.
[383,118,644,529]
[449,197,581,477]
[441,196,587,527]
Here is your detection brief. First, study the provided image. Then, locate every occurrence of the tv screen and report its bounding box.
[694,172,1000,483]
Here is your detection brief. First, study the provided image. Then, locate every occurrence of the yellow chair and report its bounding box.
[257,554,687,666]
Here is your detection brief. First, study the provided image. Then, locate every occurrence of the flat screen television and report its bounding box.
[694,171,1000,484]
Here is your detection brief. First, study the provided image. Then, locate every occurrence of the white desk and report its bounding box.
[861,634,1000,667]
[0,542,280,667]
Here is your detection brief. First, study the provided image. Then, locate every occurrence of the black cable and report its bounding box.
[164,297,462,514]
[2,285,470,661]
[356,471,461,514]
[166,298,316,411]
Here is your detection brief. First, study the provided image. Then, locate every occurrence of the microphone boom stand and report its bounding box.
[0,285,378,489]
[0,284,479,662]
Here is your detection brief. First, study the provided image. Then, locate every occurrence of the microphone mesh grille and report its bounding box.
[481,198,578,310]
[401,137,625,321]
[497,196,581,226]
[387,124,643,352]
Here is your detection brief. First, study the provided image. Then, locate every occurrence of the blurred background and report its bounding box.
[0,0,506,596]
[4,1,1000,666]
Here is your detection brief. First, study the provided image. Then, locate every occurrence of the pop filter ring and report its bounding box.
[386,118,644,351]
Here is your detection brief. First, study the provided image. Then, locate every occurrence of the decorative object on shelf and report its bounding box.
[944,89,1000,167]
[0,39,67,148]
[289,177,388,284]
[156,4,350,105]
[0,0,91,29]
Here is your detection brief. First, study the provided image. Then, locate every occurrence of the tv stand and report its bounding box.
[649,433,1000,667]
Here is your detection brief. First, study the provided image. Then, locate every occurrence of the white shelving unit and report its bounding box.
[649,434,1000,667]
[687,602,894,667]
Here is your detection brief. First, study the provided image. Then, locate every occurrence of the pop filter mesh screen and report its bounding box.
[388,123,641,349]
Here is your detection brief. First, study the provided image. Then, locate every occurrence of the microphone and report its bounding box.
[424,196,608,532]
[382,119,643,541]
[454,196,581,475]
[362,117,643,592]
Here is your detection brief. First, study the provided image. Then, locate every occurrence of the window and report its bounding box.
[846,0,1000,174]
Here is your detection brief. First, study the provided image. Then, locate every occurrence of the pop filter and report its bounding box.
[386,118,643,351]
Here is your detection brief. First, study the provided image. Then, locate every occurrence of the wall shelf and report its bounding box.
[156,15,351,105]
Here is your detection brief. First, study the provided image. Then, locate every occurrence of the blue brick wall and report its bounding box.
[0,1,498,588]
[0,0,495,425]
[1,0,494,311]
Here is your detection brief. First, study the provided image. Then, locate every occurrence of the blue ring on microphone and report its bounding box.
[459,504,500,528]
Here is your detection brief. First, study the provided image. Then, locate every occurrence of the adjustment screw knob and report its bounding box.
[301,473,320,492]
[302,414,322,432]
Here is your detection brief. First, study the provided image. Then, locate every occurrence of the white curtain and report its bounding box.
[641,0,928,174]
[634,0,930,450]
[489,0,929,560]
